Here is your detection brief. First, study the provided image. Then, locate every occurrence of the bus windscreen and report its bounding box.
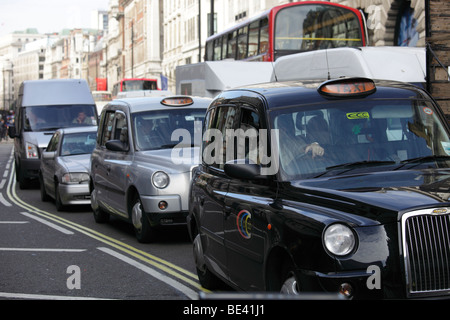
[274,4,363,54]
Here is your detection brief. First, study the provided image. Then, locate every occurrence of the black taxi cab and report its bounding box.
[187,77,450,299]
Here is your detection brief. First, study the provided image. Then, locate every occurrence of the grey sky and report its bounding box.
[0,0,109,36]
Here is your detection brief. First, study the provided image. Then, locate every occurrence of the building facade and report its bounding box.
[1,0,447,113]
[160,0,428,93]
[0,31,47,108]
[426,0,450,115]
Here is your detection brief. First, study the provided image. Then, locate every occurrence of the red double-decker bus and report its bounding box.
[205,1,367,62]
[112,78,159,99]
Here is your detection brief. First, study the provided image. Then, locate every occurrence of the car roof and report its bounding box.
[219,78,428,110]
[58,126,98,134]
[108,96,212,113]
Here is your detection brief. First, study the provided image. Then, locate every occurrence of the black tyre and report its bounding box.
[54,182,65,211]
[91,187,110,223]
[39,174,50,202]
[193,234,221,290]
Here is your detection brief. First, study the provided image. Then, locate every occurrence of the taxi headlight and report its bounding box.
[152,171,169,189]
[323,224,356,256]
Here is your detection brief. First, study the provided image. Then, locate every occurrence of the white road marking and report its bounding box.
[98,247,199,300]
[1,152,203,300]
[0,248,85,252]
[0,292,113,300]
[19,211,74,235]
[0,193,11,206]
[0,221,28,224]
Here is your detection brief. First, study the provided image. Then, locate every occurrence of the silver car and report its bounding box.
[90,95,210,243]
[39,126,98,211]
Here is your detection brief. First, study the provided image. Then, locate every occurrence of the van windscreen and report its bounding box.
[24,105,97,132]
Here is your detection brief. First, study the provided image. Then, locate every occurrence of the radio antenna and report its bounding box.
[325,49,331,80]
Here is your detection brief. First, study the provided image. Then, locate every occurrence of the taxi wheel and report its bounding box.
[55,182,66,211]
[280,261,300,295]
[193,234,221,290]
[196,266,221,290]
[91,187,110,223]
[131,196,156,243]
[39,174,50,202]
[93,205,110,223]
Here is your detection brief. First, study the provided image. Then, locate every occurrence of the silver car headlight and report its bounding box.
[152,171,170,189]
[61,173,90,184]
[323,223,356,256]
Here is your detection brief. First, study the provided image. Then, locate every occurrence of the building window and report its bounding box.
[207,13,217,36]
[395,2,418,46]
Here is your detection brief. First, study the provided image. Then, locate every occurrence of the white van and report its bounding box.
[9,79,98,189]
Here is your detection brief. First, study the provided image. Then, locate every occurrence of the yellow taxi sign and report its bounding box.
[318,78,376,98]
[161,96,194,107]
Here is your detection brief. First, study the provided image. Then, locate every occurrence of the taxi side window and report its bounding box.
[202,104,264,170]
[112,111,128,145]
[238,107,261,162]
[99,111,115,147]
[46,132,60,152]
[202,105,237,169]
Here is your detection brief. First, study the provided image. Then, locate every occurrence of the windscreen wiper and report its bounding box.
[326,160,396,171]
[313,160,396,178]
[159,143,197,149]
[400,155,450,163]
[393,155,450,170]
[38,127,63,132]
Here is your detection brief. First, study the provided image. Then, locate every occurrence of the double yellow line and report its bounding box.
[6,159,208,295]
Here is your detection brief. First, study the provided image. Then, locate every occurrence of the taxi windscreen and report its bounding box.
[133,109,205,150]
[271,99,450,179]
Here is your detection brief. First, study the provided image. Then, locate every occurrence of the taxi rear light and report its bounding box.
[318,78,376,98]
[161,96,193,107]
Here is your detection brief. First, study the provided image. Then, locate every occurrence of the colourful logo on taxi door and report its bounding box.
[236,210,252,239]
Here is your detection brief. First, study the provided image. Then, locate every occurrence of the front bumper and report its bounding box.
[302,269,384,299]
[58,183,91,206]
[141,194,188,226]
[19,158,40,179]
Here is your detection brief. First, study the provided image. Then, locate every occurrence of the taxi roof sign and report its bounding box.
[318,78,376,98]
[160,96,194,107]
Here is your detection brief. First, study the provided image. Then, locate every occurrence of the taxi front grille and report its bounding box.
[402,210,450,297]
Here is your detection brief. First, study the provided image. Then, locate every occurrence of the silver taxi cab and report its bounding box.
[90,95,210,242]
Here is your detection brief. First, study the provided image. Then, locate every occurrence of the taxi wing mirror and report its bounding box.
[105,140,129,152]
[42,150,56,160]
[224,159,268,180]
